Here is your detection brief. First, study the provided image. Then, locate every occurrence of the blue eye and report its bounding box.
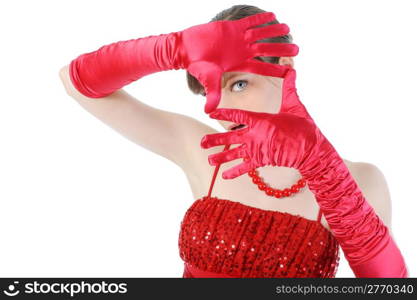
[231,80,248,92]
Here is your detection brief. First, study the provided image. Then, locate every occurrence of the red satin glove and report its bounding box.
[69,12,298,113]
[200,67,408,277]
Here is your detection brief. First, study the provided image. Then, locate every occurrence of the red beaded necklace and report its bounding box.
[247,168,306,199]
[222,143,306,199]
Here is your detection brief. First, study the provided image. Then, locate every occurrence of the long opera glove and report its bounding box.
[69,12,298,113]
[200,66,408,277]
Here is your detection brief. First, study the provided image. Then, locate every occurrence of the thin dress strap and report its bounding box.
[317,208,323,223]
[207,144,230,198]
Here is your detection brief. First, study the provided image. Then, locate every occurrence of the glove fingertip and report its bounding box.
[204,103,214,114]
[208,158,216,166]
[205,92,220,114]
[200,136,209,148]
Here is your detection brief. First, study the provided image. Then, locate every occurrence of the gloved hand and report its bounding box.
[69,12,298,113]
[200,66,408,277]
[178,12,298,113]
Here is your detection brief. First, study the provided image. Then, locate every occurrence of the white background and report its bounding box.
[0,0,415,277]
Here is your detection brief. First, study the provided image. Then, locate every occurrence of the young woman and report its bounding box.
[59,4,407,277]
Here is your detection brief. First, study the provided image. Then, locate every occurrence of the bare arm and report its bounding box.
[353,162,393,232]
[352,161,408,273]
[58,64,209,174]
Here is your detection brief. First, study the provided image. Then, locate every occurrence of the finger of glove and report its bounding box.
[240,12,277,30]
[209,108,253,127]
[201,68,223,114]
[187,61,223,114]
[200,130,244,149]
[232,59,290,79]
[208,145,247,166]
[280,67,313,119]
[251,42,299,58]
[222,161,253,179]
[245,23,290,44]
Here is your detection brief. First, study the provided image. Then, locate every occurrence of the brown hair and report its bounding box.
[186,4,293,96]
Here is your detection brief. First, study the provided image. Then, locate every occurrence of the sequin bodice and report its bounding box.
[178,148,340,278]
[179,195,340,277]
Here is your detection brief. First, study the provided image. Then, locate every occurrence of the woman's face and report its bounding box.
[212,57,294,131]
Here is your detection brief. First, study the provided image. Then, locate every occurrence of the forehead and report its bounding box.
[222,71,249,80]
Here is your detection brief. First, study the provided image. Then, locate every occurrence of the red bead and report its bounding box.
[248,173,306,199]
[252,177,261,184]
[274,190,283,198]
[298,179,306,187]
[266,188,274,196]
[258,183,267,191]
[283,188,291,196]
[290,186,300,193]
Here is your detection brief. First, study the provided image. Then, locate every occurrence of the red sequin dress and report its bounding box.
[178,160,341,278]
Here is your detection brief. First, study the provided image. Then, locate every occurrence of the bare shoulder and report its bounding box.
[180,119,224,176]
[343,159,393,232]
